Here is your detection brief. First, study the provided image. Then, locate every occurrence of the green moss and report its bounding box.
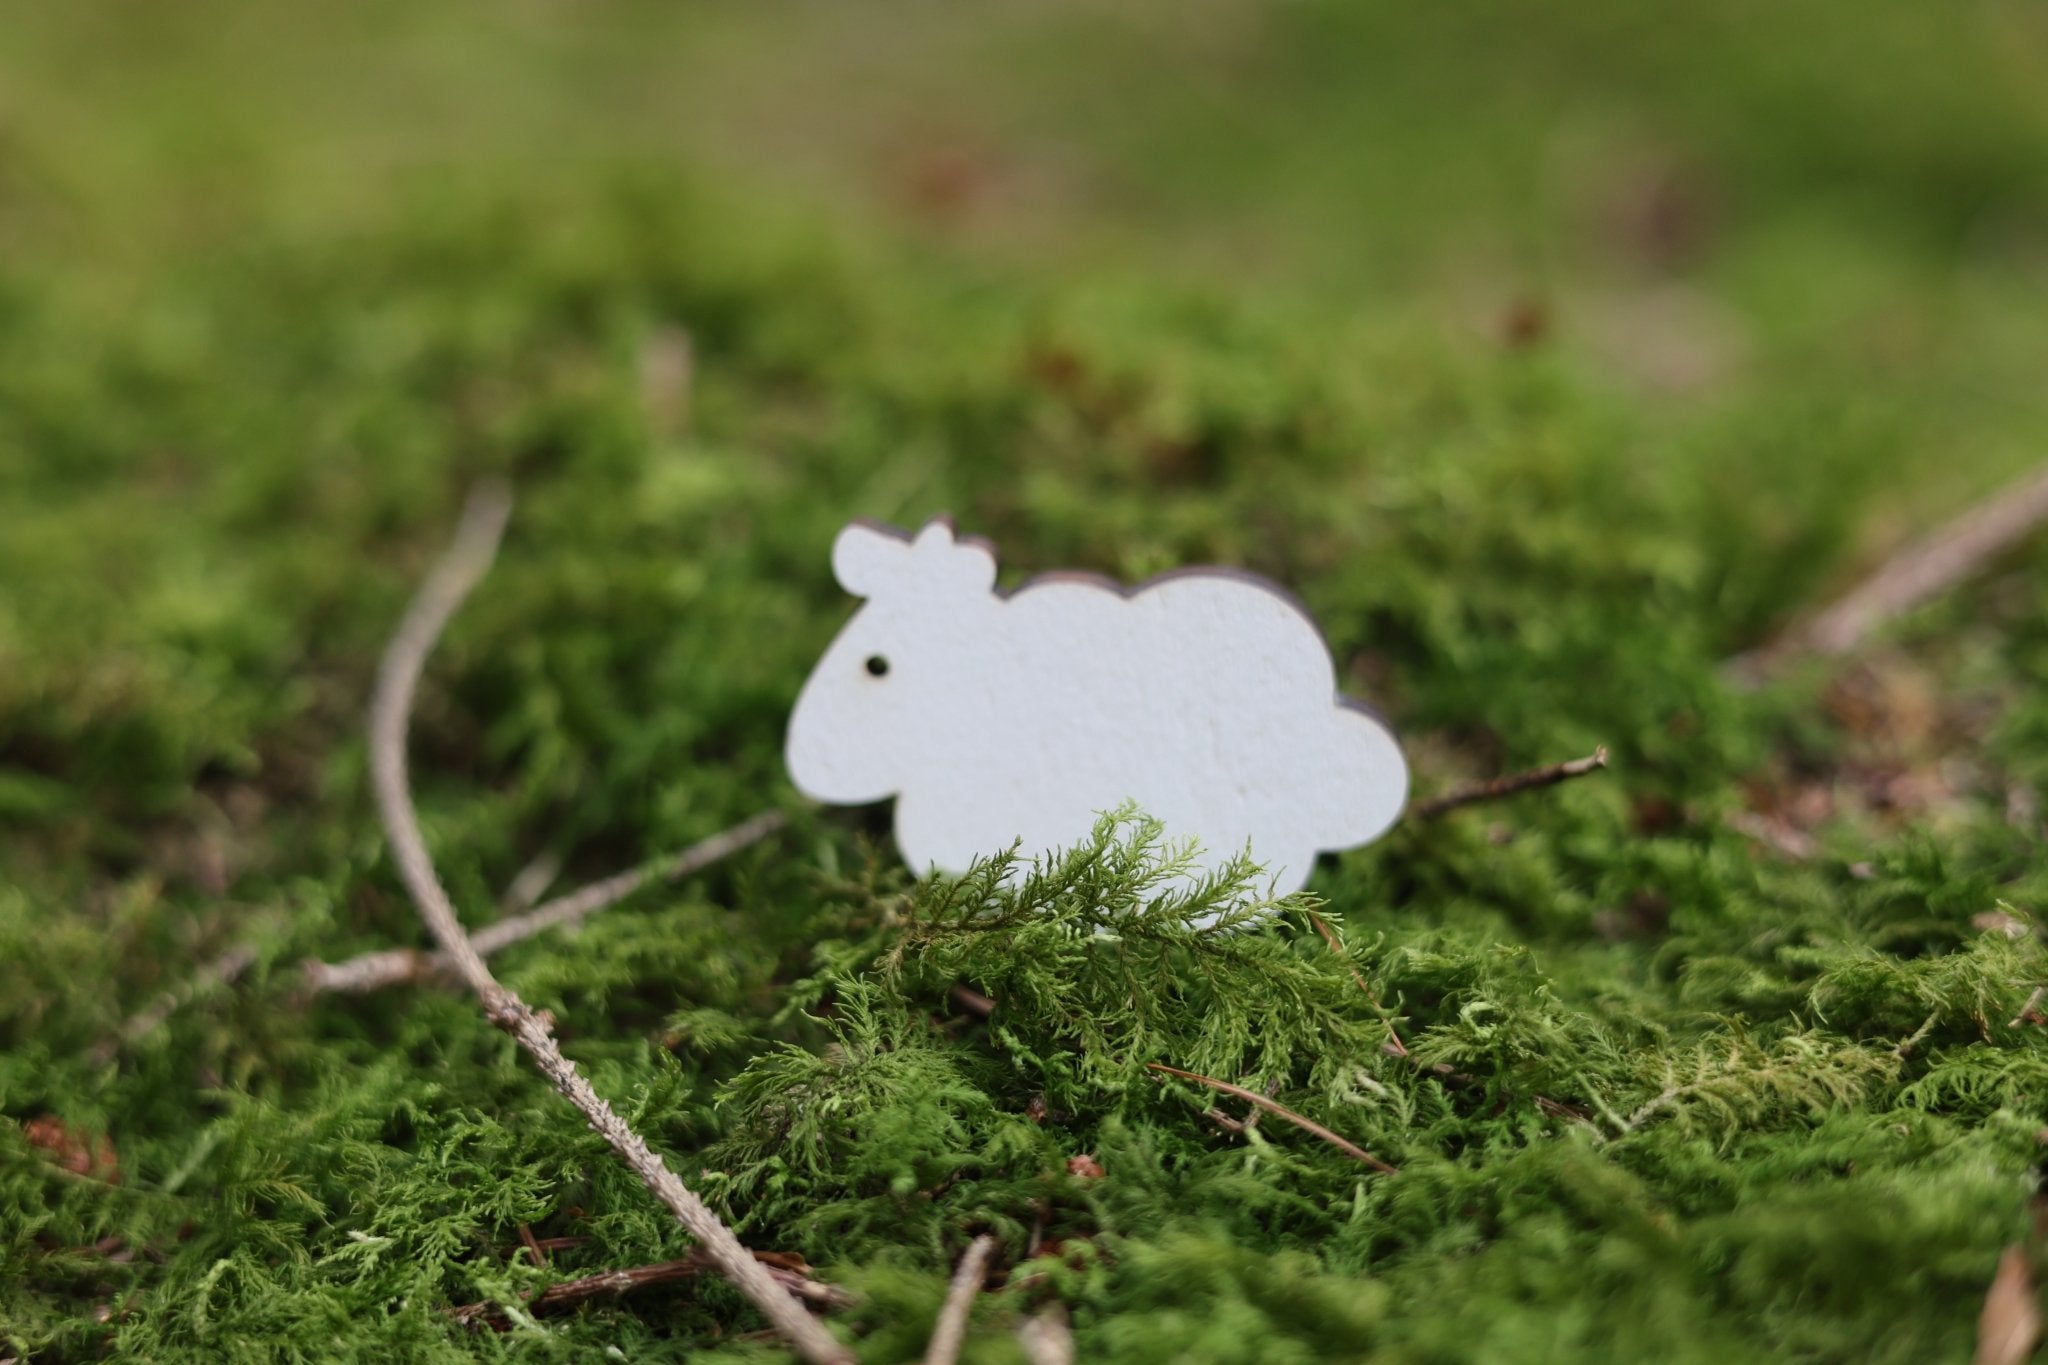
[5,1,2048,1359]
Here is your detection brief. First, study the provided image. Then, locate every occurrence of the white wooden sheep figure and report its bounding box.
[785,518,1409,897]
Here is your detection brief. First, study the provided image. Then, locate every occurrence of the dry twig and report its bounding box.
[2009,985,2047,1030]
[1894,1009,1943,1061]
[924,1234,999,1365]
[1145,1063,1397,1174]
[1303,908,1408,1056]
[1725,810,1819,862]
[99,942,260,1062]
[1202,1107,1252,1135]
[949,983,997,1018]
[452,1250,854,1329]
[1976,1244,2042,1365]
[369,485,849,1365]
[1016,1303,1075,1365]
[1203,1077,1279,1138]
[1409,748,1609,820]
[304,809,788,994]
[111,807,782,1050]
[1731,461,2048,684]
[501,848,563,914]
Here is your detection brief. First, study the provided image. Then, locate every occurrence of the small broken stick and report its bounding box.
[1976,1243,2042,1365]
[1146,1063,1396,1174]
[1204,1077,1279,1136]
[452,1250,854,1330]
[107,812,786,1051]
[1017,1303,1075,1365]
[923,1234,999,1365]
[2010,985,2047,1031]
[1304,907,1409,1056]
[303,808,788,995]
[1409,747,1610,820]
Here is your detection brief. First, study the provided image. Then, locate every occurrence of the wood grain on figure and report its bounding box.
[785,519,1408,896]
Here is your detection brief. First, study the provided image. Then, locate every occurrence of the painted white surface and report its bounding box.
[785,519,1408,897]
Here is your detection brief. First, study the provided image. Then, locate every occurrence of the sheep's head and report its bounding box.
[784,519,998,805]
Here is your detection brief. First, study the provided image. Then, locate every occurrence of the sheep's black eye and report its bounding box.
[864,654,890,678]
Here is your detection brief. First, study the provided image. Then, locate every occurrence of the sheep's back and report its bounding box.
[903,572,1360,880]
[1002,570,1340,714]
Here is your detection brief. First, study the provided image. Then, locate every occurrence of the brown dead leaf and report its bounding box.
[1629,794,1685,836]
[886,130,999,224]
[1499,296,1551,349]
[1976,1245,2041,1365]
[21,1115,120,1184]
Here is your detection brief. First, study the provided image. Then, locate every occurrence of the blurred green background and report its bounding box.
[5,3,2048,1361]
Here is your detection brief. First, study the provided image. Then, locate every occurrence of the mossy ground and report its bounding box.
[5,3,2048,1361]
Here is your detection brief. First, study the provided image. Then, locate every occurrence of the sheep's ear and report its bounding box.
[831,521,910,598]
[910,520,997,595]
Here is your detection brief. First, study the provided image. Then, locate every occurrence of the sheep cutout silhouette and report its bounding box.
[785,519,1409,897]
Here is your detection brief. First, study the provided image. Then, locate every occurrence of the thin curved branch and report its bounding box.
[303,809,787,994]
[1146,1062,1397,1174]
[94,942,261,1063]
[1729,459,2048,684]
[1303,908,1407,1056]
[1409,747,1609,820]
[923,1234,999,1365]
[368,484,850,1365]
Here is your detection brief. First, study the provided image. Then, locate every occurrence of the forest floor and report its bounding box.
[5,3,2048,1361]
